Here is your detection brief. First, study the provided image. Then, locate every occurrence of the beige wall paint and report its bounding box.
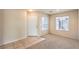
[2,10,27,45]
[78,10,79,40]
[1,9,78,45]
[50,10,78,39]
[0,10,48,45]
[0,10,3,44]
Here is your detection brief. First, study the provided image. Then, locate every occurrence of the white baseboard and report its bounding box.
[50,33,78,40]
[0,36,27,46]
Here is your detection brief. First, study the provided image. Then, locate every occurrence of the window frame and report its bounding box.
[41,16,49,31]
[56,16,69,31]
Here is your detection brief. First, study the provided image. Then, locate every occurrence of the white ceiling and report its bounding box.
[34,9,76,15]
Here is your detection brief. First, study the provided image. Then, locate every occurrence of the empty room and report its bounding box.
[0,9,79,49]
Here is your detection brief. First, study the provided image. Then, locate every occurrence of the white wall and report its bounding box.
[50,10,78,39]
[27,11,49,36]
[27,11,39,36]
[2,10,27,45]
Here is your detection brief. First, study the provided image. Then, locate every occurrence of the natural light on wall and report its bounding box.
[56,16,69,31]
[41,16,48,31]
[28,9,33,12]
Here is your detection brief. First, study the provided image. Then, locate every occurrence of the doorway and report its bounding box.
[27,13,39,36]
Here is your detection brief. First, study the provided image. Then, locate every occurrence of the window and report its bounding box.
[41,16,48,31]
[56,16,69,31]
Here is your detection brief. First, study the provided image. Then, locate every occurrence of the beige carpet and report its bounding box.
[27,34,79,49]
[0,36,45,49]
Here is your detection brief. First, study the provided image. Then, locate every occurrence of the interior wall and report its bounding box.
[50,10,78,39]
[0,10,48,45]
[27,11,49,36]
[2,9,27,45]
[0,10,3,44]
[78,10,79,40]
